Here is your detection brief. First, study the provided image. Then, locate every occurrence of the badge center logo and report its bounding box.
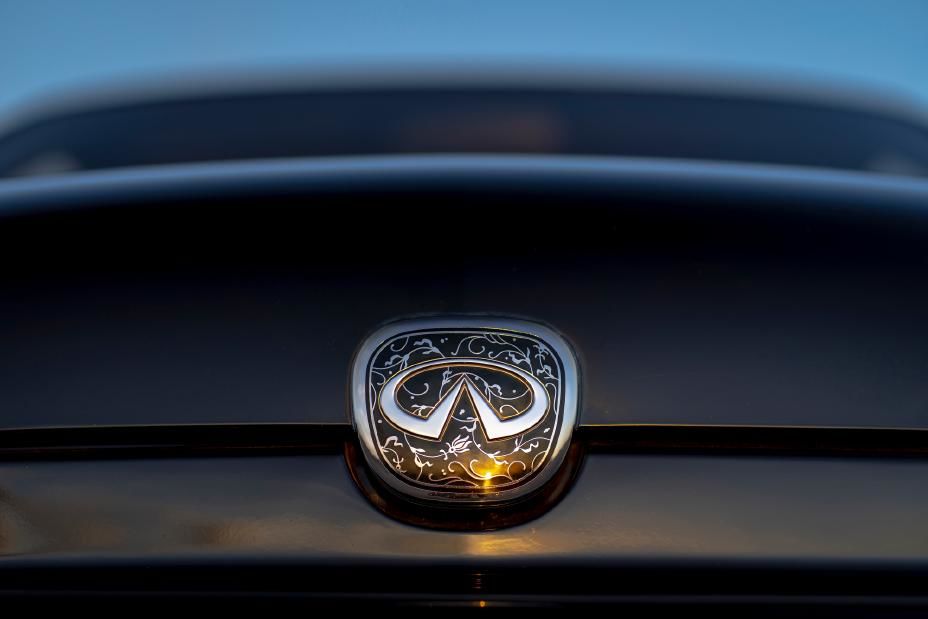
[379,358,550,440]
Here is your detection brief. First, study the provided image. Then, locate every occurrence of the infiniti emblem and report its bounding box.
[351,318,579,504]
[379,358,550,441]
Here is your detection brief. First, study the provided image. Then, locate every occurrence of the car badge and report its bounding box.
[350,318,579,505]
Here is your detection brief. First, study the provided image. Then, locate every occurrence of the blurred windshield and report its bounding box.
[1,0,926,178]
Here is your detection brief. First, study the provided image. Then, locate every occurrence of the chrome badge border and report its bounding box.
[350,317,580,505]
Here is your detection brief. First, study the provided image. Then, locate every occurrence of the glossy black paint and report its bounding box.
[2,157,928,607]
[1,157,927,430]
[2,453,928,600]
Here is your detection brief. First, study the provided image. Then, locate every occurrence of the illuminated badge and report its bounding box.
[351,318,579,504]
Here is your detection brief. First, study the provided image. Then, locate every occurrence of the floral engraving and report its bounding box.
[368,330,563,493]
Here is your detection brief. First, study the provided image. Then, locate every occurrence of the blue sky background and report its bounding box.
[1,0,926,119]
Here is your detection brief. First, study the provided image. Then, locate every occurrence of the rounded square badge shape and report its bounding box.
[351,318,579,505]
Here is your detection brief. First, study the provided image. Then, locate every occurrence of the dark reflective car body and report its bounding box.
[1,80,928,612]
